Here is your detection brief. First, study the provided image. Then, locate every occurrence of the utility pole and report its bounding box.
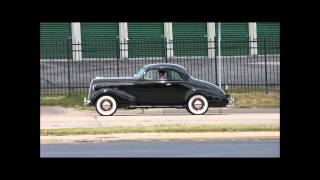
[218,22,222,88]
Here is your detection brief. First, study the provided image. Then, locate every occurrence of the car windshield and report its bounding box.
[135,68,145,79]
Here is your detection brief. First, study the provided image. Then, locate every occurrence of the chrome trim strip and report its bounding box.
[83,97,91,106]
[86,78,95,101]
[228,97,235,104]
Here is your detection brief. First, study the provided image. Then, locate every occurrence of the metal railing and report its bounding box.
[40,37,280,96]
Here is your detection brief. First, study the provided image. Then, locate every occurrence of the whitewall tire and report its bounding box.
[95,95,117,116]
[186,95,209,115]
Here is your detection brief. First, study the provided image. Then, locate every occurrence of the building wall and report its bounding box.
[40,22,280,59]
[81,22,119,58]
[257,22,280,54]
[216,23,249,56]
[127,22,165,58]
[40,23,72,59]
[172,22,208,56]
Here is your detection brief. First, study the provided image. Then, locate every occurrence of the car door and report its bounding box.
[133,68,189,105]
[133,68,165,105]
[162,69,190,105]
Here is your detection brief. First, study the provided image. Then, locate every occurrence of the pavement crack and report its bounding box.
[95,116,103,128]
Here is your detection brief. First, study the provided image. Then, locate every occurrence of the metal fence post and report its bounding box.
[217,22,222,88]
[214,36,218,85]
[117,39,120,77]
[164,37,168,63]
[264,38,268,94]
[67,38,72,96]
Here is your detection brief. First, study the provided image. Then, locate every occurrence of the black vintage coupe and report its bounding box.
[84,63,234,115]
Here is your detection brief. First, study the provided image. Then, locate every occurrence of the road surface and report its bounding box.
[40,140,280,157]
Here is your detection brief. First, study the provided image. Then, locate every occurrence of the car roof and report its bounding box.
[143,63,187,72]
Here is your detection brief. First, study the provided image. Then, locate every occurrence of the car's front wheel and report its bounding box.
[186,95,209,115]
[95,95,117,116]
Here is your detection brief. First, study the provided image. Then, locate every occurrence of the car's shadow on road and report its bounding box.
[111,113,230,116]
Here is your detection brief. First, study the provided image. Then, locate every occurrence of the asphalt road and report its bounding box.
[40,140,280,157]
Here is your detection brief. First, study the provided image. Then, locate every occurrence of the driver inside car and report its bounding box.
[158,70,167,80]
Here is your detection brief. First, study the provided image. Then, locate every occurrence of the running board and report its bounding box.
[127,105,185,109]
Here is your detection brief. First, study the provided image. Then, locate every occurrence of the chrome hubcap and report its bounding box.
[193,99,203,110]
[101,100,112,111]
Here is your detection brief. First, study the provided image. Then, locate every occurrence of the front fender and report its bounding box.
[90,88,137,105]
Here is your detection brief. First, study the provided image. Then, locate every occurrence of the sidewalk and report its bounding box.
[41,106,280,116]
[40,106,280,129]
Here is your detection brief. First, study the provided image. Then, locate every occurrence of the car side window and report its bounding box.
[144,69,163,80]
[143,69,183,81]
[168,70,183,81]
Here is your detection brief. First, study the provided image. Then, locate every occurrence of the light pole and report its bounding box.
[217,22,222,88]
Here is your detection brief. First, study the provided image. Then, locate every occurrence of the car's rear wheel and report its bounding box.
[95,95,117,116]
[186,95,209,115]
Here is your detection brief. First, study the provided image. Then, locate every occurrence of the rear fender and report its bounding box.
[184,89,223,103]
[184,89,207,102]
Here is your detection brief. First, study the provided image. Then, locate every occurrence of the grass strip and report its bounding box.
[230,92,280,108]
[41,124,279,136]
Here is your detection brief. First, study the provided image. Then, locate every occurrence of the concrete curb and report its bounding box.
[40,131,280,144]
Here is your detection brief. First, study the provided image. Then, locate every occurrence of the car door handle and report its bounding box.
[166,83,171,86]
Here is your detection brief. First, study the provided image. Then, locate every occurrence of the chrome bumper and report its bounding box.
[227,96,235,107]
[83,97,91,106]
[228,96,235,104]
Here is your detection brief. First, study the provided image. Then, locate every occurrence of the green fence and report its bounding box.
[40,38,280,60]
[40,39,72,59]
